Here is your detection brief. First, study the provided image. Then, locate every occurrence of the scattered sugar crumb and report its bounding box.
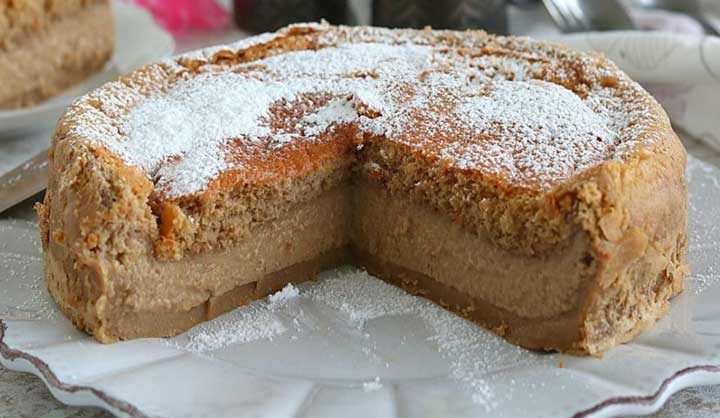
[168,284,301,353]
[268,283,299,307]
[179,305,286,353]
[362,377,383,392]
[302,99,358,136]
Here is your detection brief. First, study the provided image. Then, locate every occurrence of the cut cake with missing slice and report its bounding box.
[37,23,688,356]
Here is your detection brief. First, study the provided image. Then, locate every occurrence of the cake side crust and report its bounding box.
[571,110,688,356]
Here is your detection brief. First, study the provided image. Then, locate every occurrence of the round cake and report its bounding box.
[38,23,688,355]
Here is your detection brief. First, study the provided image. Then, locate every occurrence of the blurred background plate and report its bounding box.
[0,1,175,139]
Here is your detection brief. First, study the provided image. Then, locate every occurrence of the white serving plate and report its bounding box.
[0,1,175,138]
[0,152,718,418]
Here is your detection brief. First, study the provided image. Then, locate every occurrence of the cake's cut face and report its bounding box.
[0,0,113,109]
[38,23,688,356]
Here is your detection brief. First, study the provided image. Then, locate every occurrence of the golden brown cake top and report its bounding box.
[60,22,665,199]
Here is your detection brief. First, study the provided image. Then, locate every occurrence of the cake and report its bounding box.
[0,0,114,109]
[37,23,688,356]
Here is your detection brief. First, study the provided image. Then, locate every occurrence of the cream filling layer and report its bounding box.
[351,182,594,319]
[118,187,352,312]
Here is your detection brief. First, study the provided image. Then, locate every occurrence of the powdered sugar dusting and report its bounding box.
[685,155,720,294]
[267,283,299,306]
[362,377,383,392]
[111,42,429,196]
[166,269,546,409]
[307,270,419,323]
[174,303,286,353]
[307,270,536,409]
[169,283,300,352]
[302,99,359,136]
[442,80,617,183]
[83,25,654,197]
[174,32,282,64]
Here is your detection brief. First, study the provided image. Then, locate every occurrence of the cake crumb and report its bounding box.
[268,283,299,308]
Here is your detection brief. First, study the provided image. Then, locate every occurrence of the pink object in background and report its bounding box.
[129,0,229,34]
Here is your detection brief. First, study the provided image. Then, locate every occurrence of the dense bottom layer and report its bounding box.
[48,248,352,341]
[48,245,583,349]
[354,249,582,352]
[0,3,113,108]
[48,246,676,355]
